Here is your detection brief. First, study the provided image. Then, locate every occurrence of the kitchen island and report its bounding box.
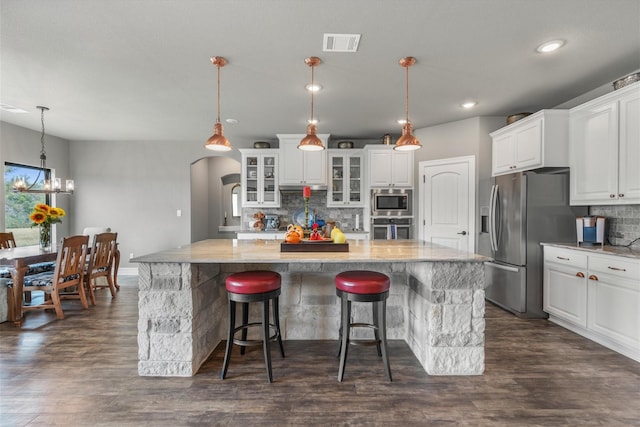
[132,239,488,377]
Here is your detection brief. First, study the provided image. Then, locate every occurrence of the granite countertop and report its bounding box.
[541,242,640,260]
[132,239,488,264]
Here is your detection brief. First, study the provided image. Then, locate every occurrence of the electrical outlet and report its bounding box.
[129,252,134,259]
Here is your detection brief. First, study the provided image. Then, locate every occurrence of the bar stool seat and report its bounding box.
[335,270,392,382]
[221,270,285,383]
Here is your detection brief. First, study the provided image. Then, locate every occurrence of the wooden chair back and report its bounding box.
[0,232,17,249]
[22,234,90,320]
[85,232,118,304]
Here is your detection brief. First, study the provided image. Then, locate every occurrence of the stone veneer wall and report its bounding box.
[406,262,485,375]
[137,260,485,377]
[589,204,640,247]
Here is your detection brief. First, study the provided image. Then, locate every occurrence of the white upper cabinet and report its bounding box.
[327,150,364,207]
[240,149,280,207]
[490,110,569,176]
[569,82,640,205]
[366,146,413,188]
[277,134,329,186]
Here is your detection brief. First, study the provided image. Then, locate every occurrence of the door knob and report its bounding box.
[457,231,467,235]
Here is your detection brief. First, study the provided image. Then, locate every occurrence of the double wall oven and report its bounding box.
[370,188,412,240]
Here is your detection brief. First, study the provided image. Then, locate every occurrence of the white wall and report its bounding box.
[68,139,241,268]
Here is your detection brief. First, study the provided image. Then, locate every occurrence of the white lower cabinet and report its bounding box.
[543,245,640,362]
[543,249,588,327]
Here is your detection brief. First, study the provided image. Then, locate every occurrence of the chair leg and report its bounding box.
[240,302,249,355]
[338,298,350,382]
[51,289,65,320]
[77,280,89,310]
[262,299,273,383]
[86,279,97,306]
[112,249,121,290]
[372,301,382,357]
[220,299,236,380]
[106,274,117,298]
[273,296,285,358]
[378,299,392,382]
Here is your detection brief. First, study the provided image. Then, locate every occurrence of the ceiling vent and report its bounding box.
[323,33,361,52]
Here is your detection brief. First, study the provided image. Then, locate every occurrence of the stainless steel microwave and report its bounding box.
[371,188,412,217]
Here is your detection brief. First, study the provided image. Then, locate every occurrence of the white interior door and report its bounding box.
[419,156,475,252]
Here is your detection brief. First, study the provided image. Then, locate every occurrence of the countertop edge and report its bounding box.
[541,242,640,260]
[131,239,489,264]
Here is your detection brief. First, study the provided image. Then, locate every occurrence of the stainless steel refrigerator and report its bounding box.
[482,170,587,318]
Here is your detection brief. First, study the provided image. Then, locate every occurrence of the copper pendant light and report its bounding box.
[205,56,232,152]
[298,56,325,151]
[394,56,422,151]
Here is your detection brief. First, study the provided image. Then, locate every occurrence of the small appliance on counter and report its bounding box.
[264,214,280,231]
[576,216,605,247]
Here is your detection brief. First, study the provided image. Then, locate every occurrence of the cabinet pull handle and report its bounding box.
[588,274,598,281]
[607,266,626,272]
[618,193,624,198]
[576,272,585,278]
[556,256,570,260]
[610,194,616,198]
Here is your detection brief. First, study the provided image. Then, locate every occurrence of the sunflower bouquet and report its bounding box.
[29,203,66,250]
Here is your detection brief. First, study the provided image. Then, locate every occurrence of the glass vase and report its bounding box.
[39,223,52,251]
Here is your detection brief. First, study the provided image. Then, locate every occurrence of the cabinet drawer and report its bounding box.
[543,246,587,269]
[588,255,640,281]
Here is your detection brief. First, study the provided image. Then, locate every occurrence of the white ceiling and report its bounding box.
[1,0,639,148]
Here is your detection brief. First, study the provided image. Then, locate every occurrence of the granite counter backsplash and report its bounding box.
[242,191,365,231]
[590,204,640,247]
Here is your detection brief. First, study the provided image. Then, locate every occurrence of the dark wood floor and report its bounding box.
[1,276,639,426]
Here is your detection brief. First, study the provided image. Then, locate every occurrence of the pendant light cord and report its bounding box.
[405,65,409,124]
[310,65,315,122]
[216,64,222,124]
[40,107,47,168]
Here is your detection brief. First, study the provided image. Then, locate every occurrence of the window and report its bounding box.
[4,162,50,245]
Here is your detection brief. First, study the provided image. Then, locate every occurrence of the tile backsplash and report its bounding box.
[243,191,365,231]
[590,204,640,247]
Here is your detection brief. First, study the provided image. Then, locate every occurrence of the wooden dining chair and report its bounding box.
[21,235,90,320]
[0,232,17,249]
[84,232,118,305]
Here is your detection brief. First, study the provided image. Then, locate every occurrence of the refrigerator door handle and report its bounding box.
[484,261,519,273]
[489,184,498,252]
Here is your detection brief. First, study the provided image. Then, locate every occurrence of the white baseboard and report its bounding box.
[117,267,138,276]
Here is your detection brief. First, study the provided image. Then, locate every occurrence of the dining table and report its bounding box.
[0,245,58,326]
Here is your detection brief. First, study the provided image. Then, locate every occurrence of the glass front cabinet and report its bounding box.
[240,149,280,207]
[327,150,364,207]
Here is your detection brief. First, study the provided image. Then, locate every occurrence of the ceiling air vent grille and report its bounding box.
[323,33,361,52]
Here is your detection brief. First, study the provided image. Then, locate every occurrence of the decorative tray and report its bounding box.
[280,241,349,252]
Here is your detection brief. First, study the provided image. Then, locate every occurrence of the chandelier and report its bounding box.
[12,106,74,194]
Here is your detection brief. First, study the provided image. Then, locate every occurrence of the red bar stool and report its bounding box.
[335,270,392,382]
[221,270,285,383]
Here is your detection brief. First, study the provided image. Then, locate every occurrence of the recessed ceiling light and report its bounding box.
[225,118,238,124]
[0,103,28,113]
[305,84,322,92]
[461,101,477,109]
[307,118,318,125]
[397,119,407,125]
[536,40,565,53]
